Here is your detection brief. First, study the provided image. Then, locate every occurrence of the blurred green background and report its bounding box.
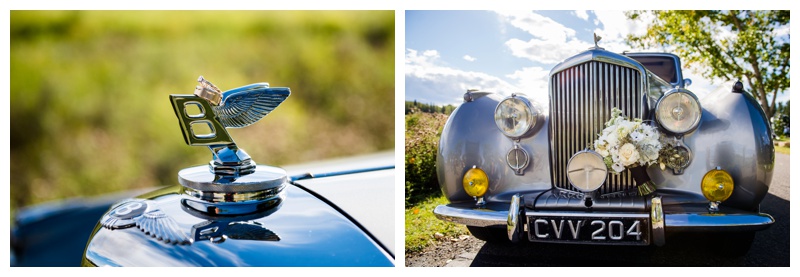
[10,11,395,211]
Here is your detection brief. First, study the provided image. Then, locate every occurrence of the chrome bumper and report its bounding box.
[434,195,774,246]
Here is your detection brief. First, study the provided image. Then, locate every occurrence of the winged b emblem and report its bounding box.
[101,199,192,245]
[169,76,291,176]
[195,76,291,128]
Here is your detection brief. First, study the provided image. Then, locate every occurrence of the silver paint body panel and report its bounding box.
[435,49,774,239]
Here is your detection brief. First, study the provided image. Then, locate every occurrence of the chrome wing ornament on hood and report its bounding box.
[168,76,290,217]
[170,76,290,176]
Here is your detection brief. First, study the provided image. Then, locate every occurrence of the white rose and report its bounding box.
[618,143,640,166]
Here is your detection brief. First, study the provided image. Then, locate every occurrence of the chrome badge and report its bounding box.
[170,76,290,216]
[170,76,291,176]
[101,199,192,245]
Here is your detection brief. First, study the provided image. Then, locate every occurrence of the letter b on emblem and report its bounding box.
[169,95,233,146]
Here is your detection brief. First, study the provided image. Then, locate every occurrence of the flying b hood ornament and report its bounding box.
[99,77,290,246]
[170,76,290,176]
[168,76,291,215]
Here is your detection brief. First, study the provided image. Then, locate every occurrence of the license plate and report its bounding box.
[527,214,650,245]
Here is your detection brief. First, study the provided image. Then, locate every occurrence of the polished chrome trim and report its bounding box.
[178,165,288,194]
[549,56,643,194]
[433,205,506,227]
[664,213,774,232]
[290,165,394,181]
[436,203,774,234]
[464,89,474,102]
[526,211,649,219]
[550,49,648,78]
[651,196,665,246]
[181,193,283,216]
[566,149,607,192]
[506,145,530,175]
[181,185,284,203]
[708,201,721,212]
[463,90,492,103]
[655,88,702,136]
[494,94,541,139]
[507,194,521,242]
[671,139,692,175]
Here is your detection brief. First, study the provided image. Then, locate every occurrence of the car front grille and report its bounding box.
[548,61,643,195]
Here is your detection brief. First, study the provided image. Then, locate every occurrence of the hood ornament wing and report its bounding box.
[168,76,290,216]
[100,199,192,245]
[169,76,291,176]
[591,33,604,50]
[195,76,291,128]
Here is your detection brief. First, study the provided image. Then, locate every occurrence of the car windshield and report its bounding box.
[630,56,678,84]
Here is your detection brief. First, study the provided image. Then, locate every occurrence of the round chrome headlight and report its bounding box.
[656,89,701,135]
[494,94,541,138]
[566,150,607,192]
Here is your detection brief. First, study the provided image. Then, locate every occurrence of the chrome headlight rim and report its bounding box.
[566,150,608,193]
[494,94,542,138]
[655,89,702,136]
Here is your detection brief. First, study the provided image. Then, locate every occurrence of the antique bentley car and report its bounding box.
[11,77,395,266]
[434,41,774,255]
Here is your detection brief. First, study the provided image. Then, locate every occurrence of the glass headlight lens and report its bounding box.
[701,168,734,202]
[462,167,489,198]
[566,150,608,192]
[656,90,701,134]
[494,95,540,138]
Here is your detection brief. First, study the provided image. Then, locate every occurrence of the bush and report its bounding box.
[405,112,448,205]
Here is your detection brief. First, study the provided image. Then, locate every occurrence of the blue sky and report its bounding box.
[405,10,790,106]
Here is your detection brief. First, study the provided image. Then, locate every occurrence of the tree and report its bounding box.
[626,10,789,119]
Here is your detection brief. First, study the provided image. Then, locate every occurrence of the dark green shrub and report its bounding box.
[405,112,448,206]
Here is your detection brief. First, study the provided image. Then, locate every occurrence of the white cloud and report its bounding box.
[463,55,476,62]
[505,37,592,64]
[495,11,595,65]
[505,66,550,103]
[406,48,520,105]
[494,10,576,42]
[574,10,589,21]
[593,10,656,52]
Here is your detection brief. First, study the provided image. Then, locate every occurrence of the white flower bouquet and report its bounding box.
[593,107,662,195]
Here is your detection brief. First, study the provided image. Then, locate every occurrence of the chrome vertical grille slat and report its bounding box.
[549,61,642,194]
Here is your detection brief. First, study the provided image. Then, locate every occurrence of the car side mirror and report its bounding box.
[683,78,692,88]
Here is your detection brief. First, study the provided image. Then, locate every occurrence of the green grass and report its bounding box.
[404,194,469,254]
[404,111,468,254]
[775,145,790,155]
[10,11,394,210]
[774,137,790,155]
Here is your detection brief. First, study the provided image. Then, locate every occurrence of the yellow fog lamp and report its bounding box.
[701,167,734,212]
[463,166,489,206]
